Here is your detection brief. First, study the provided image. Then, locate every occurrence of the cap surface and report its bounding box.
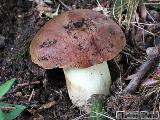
[30,9,126,69]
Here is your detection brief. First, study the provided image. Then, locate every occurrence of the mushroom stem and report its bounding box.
[63,61,111,107]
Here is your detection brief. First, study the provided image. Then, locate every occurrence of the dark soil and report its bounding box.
[0,0,159,120]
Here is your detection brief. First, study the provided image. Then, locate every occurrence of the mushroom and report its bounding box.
[30,9,126,108]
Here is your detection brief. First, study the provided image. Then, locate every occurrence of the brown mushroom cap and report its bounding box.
[30,9,126,69]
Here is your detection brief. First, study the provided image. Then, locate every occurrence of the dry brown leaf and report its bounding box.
[152,65,160,80]
[131,27,143,48]
[33,114,44,120]
[38,101,56,110]
[140,0,147,21]
[126,74,137,80]
[15,91,22,97]
[141,64,160,87]
[146,47,159,56]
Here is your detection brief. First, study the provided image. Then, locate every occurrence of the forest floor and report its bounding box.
[0,0,159,120]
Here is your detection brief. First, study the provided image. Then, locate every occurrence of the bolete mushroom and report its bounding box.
[30,9,126,108]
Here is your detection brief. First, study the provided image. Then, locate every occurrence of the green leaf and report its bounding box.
[125,0,140,30]
[112,0,128,16]
[0,102,26,120]
[0,110,5,120]
[112,0,140,30]
[0,78,16,99]
[89,95,107,120]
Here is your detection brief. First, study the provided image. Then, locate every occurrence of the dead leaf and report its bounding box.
[15,91,22,97]
[38,101,56,110]
[141,64,160,87]
[152,65,160,80]
[140,0,147,21]
[146,47,159,56]
[126,74,137,80]
[92,0,109,16]
[33,114,44,120]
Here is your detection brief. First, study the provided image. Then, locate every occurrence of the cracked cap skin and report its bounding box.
[30,9,126,69]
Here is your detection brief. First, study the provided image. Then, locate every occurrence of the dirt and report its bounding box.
[0,0,159,120]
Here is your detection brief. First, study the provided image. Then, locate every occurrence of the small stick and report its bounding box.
[28,89,35,102]
[58,0,72,10]
[123,47,159,94]
[0,106,16,111]
[17,81,40,87]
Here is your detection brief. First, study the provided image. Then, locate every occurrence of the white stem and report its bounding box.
[63,61,111,107]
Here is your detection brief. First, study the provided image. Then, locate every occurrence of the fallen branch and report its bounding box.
[141,64,160,87]
[123,47,160,94]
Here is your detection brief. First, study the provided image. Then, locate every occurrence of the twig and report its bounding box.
[133,24,155,36]
[28,89,35,102]
[122,51,143,63]
[123,47,159,94]
[58,0,72,10]
[90,111,116,120]
[17,81,40,87]
[72,113,89,120]
[144,3,160,5]
[0,106,16,111]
